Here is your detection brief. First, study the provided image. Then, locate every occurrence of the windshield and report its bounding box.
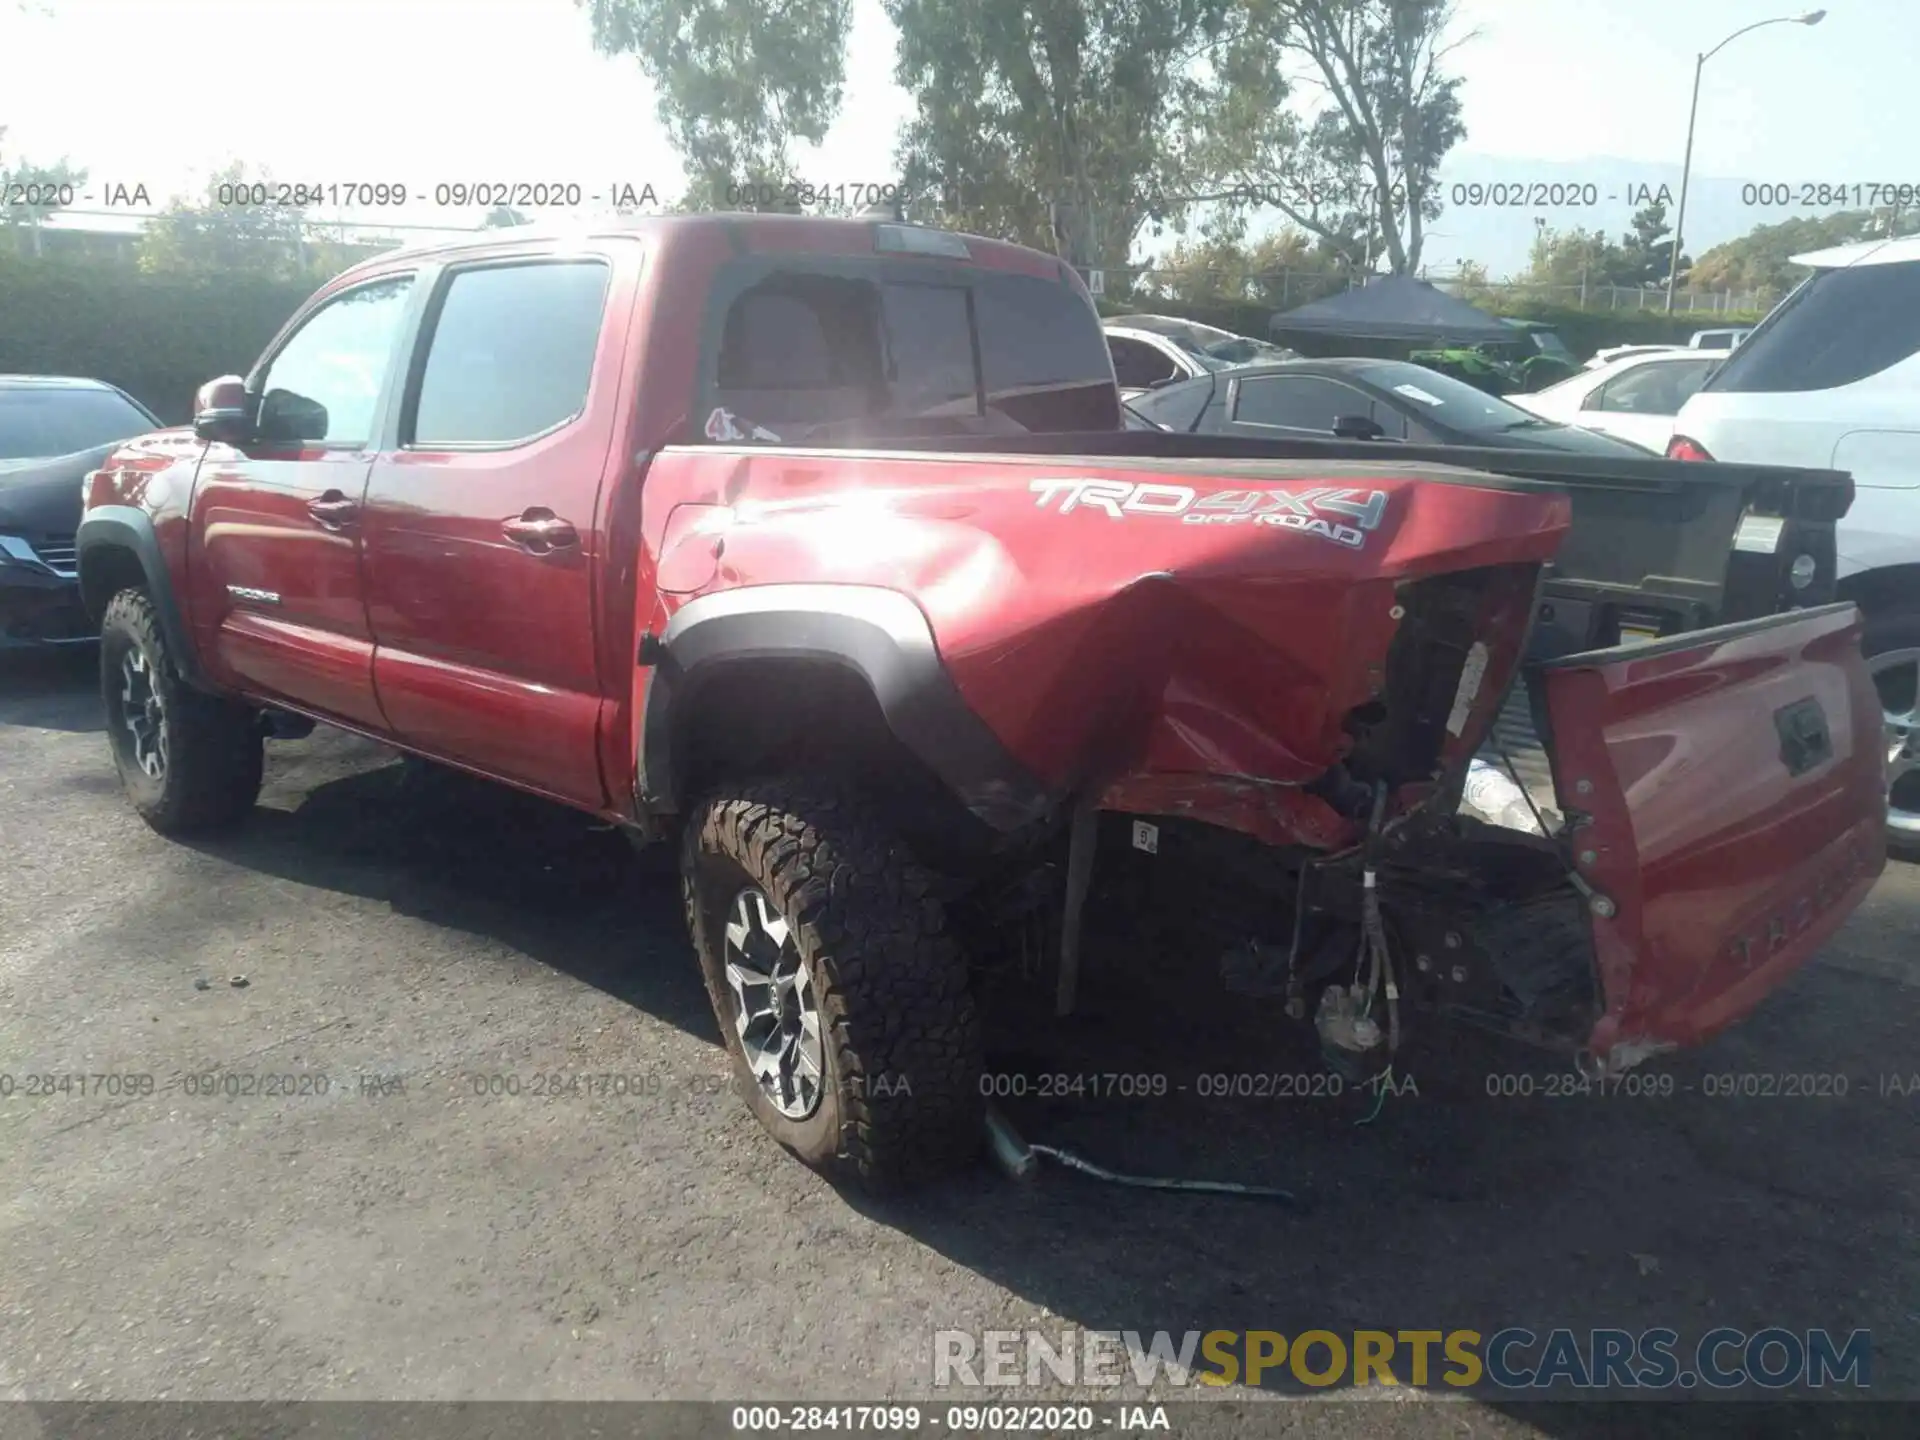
[1350,360,1548,433]
[1166,339,1232,370]
[1200,336,1297,364]
[1157,322,1293,366]
[1172,319,1237,347]
[1529,366,1600,401]
[1110,315,1289,367]
[0,386,155,460]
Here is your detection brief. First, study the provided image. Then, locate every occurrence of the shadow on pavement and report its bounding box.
[183,728,715,1044]
[0,643,102,734]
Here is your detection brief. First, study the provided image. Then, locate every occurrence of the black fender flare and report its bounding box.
[638,584,1055,833]
[76,506,211,691]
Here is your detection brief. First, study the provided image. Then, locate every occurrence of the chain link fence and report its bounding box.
[1082,259,1769,317]
[1424,272,1771,315]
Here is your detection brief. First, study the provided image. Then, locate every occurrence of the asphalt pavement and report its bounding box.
[2,644,1916,1435]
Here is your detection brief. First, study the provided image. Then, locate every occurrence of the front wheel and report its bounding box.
[681,782,983,1191]
[100,588,263,835]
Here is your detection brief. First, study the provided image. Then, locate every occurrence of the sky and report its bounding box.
[0,0,1911,278]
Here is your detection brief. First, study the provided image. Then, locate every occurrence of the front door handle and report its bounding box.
[502,509,579,554]
[306,491,358,527]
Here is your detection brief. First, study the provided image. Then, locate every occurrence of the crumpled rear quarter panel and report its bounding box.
[645,449,1571,823]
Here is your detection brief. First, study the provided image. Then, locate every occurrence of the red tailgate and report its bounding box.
[1536,602,1887,1061]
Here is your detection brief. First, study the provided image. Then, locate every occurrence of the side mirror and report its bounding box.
[1331,414,1385,441]
[192,376,254,445]
[257,389,330,444]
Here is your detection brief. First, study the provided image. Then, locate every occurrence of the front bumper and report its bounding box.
[0,534,92,644]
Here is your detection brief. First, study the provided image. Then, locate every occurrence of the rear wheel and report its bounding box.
[681,782,983,1191]
[1863,609,1920,858]
[100,588,263,835]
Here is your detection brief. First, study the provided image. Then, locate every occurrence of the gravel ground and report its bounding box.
[2,644,1916,1436]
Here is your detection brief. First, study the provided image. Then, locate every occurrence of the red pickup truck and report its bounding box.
[77,214,1886,1191]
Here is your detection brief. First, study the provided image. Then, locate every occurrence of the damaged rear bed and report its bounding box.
[812,430,1873,1074]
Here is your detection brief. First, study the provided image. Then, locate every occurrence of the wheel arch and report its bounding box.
[76,507,210,690]
[638,585,1056,856]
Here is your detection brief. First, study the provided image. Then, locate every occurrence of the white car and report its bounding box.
[1585,330,1750,370]
[1587,343,1688,370]
[1103,317,1297,399]
[1668,231,1920,849]
[1509,348,1723,451]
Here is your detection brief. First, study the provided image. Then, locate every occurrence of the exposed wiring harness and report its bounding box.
[984,1105,1303,1207]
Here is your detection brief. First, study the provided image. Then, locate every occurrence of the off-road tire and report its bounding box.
[682,782,983,1191]
[1862,607,1920,860]
[100,588,263,835]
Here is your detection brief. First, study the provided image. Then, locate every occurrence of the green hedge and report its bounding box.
[1471,300,1769,360]
[0,254,319,423]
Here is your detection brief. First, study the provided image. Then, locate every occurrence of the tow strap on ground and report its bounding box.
[984,1105,1303,1208]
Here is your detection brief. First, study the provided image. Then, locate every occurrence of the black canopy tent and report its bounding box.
[1268,277,1515,354]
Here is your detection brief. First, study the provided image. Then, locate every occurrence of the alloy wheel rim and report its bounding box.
[1868,646,1920,838]
[721,886,825,1120]
[118,647,168,781]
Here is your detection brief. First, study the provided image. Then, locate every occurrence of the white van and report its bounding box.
[1669,232,1920,850]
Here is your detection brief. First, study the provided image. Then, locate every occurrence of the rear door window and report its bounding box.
[409,260,610,446]
[1232,376,1369,432]
[709,263,1118,438]
[1704,261,1920,393]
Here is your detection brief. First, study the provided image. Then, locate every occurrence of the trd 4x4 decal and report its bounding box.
[1028,478,1388,550]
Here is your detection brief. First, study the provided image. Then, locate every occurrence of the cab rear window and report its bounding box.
[707,263,1119,440]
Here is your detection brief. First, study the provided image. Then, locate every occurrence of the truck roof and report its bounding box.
[347,211,1071,283]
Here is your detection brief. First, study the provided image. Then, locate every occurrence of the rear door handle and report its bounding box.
[502,509,579,554]
[306,491,358,527]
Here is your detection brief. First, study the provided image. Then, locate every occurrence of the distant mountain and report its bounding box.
[1422,152,1842,278]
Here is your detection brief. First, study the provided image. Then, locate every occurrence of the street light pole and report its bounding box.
[1665,52,1707,315]
[1665,9,1827,314]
